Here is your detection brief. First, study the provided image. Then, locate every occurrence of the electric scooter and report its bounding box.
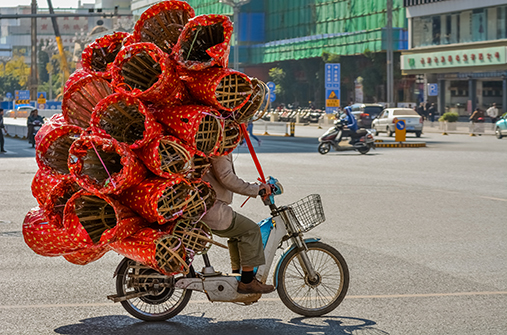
[108,176,349,321]
[318,119,375,155]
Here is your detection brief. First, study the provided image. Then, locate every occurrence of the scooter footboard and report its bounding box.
[175,276,261,303]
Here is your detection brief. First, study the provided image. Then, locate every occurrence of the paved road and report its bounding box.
[0,132,505,335]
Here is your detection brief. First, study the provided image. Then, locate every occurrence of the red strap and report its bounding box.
[239,123,266,183]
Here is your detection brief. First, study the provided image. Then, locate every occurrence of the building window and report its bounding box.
[472,9,486,42]
[498,6,507,39]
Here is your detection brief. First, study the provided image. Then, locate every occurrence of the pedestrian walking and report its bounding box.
[469,108,485,136]
[428,103,436,123]
[0,109,6,153]
[486,103,499,129]
[417,102,426,119]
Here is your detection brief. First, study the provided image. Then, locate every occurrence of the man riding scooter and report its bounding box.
[341,106,359,144]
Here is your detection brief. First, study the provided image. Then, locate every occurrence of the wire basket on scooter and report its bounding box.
[287,194,325,232]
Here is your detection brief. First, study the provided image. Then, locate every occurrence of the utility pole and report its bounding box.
[30,0,38,101]
[219,0,250,71]
[386,0,393,107]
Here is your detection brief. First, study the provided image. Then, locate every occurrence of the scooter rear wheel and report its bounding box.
[115,257,193,321]
[358,146,370,154]
[318,142,331,155]
[276,242,349,317]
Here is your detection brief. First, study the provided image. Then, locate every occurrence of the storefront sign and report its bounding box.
[401,46,506,71]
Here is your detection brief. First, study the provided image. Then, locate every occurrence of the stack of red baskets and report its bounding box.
[23,0,269,276]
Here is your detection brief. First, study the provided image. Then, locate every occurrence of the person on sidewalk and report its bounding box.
[428,103,436,123]
[469,108,485,136]
[487,103,499,129]
[201,153,275,294]
[0,109,6,153]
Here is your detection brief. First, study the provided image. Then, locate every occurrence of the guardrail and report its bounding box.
[4,124,27,139]
[255,120,295,137]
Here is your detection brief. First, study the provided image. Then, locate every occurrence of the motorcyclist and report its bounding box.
[27,109,44,147]
[343,106,359,144]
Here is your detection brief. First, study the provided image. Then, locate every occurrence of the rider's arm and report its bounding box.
[209,155,260,198]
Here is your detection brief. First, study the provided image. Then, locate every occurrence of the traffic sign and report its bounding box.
[37,92,47,109]
[266,82,276,103]
[325,63,340,113]
[270,92,276,103]
[428,83,438,96]
[395,120,406,142]
[14,90,30,107]
[6,92,12,99]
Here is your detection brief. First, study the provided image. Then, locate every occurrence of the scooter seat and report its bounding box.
[356,129,367,136]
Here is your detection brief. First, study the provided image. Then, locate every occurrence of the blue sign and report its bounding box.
[266,81,276,103]
[325,63,340,113]
[428,83,438,96]
[15,90,30,100]
[6,92,12,99]
[396,120,406,130]
[270,92,276,103]
[46,101,62,110]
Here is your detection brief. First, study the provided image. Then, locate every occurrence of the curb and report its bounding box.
[375,142,426,148]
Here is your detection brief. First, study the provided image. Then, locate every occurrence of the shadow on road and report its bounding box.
[54,314,389,335]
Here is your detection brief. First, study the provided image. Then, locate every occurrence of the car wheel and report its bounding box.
[496,127,503,139]
[387,126,393,137]
[415,131,421,138]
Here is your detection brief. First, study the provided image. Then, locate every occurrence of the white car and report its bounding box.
[372,108,423,137]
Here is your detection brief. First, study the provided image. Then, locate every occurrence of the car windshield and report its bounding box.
[363,106,383,116]
[393,109,419,116]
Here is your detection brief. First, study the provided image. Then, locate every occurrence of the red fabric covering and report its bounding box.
[35,116,82,177]
[152,104,223,157]
[23,207,110,264]
[173,14,232,71]
[137,135,194,178]
[132,0,195,54]
[63,190,147,248]
[31,169,70,208]
[81,32,130,79]
[90,93,163,150]
[62,74,114,128]
[180,67,253,112]
[68,135,147,195]
[64,69,91,92]
[111,42,187,105]
[120,176,191,224]
[110,227,188,276]
[43,179,81,226]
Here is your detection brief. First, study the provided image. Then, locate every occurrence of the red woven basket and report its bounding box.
[173,14,233,71]
[90,93,163,150]
[81,32,130,79]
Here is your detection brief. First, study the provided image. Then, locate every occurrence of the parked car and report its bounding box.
[372,108,423,137]
[495,112,507,139]
[350,103,384,128]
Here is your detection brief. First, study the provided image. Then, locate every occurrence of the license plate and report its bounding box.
[406,126,414,130]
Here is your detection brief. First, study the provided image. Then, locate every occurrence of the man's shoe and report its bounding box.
[237,278,275,294]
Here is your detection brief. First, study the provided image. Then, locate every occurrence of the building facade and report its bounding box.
[401,0,507,116]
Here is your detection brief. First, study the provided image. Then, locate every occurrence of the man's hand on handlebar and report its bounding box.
[258,183,272,197]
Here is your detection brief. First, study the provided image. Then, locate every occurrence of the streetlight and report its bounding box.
[219,0,250,71]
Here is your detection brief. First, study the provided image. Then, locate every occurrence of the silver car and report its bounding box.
[372,108,423,137]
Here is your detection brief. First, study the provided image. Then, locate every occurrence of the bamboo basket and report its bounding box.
[120,176,194,224]
[112,42,186,105]
[68,135,147,195]
[64,69,91,92]
[62,75,113,128]
[216,119,242,156]
[189,154,211,180]
[181,67,253,112]
[154,105,223,157]
[90,93,162,150]
[31,169,71,208]
[172,219,227,258]
[44,180,81,225]
[231,78,270,123]
[173,14,232,70]
[137,135,194,179]
[132,0,195,54]
[181,180,216,221]
[110,228,189,276]
[81,32,130,79]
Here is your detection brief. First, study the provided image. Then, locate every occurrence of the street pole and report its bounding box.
[30,0,38,102]
[386,0,393,108]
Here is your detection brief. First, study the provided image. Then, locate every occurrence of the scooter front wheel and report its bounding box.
[276,242,349,317]
[318,142,331,155]
[115,258,193,321]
